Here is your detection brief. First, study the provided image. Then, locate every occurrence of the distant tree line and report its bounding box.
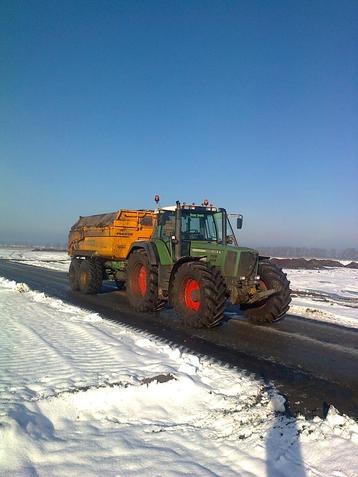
[257,247,358,260]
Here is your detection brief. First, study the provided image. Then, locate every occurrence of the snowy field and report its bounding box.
[0,247,70,272]
[286,267,358,329]
[0,275,357,476]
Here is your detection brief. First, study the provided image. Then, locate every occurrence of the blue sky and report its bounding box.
[1,0,357,247]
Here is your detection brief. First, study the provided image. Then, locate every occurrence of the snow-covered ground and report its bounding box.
[286,268,358,328]
[0,276,357,476]
[0,247,70,272]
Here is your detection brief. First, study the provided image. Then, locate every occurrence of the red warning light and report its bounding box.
[203,199,209,206]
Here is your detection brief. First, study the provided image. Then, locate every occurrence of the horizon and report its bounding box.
[1,1,357,247]
[1,240,357,260]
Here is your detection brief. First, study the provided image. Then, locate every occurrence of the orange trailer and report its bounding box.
[68,209,156,260]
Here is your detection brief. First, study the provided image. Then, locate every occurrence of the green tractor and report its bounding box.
[124,201,291,327]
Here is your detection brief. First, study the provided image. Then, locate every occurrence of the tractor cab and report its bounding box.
[154,201,241,260]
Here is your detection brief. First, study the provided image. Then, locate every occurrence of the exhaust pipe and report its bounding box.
[175,201,181,261]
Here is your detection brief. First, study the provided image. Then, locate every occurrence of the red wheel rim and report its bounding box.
[137,265,147,296]
[183,278,200,311]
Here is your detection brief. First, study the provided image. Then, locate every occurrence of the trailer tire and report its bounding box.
[69,258,81,291]
[172,262,225,328]
[78,259,103,294]
[126,249,161,312]
[242,261,291,324]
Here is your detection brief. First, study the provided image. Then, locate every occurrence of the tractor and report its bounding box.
[68,200,291,327]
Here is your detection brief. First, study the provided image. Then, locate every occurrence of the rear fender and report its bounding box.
[126,241,159,265]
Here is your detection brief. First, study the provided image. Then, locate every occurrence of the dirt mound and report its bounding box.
[270,258,358,269]
[270,258,310,269]
[346,261,358,269]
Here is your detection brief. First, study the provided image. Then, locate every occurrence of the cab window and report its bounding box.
[181,212,218,241]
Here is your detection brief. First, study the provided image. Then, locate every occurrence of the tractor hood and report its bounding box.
[189,242,259,280]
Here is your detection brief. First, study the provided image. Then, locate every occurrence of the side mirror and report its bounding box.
[237,215,243,229]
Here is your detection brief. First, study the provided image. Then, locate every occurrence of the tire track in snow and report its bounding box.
[0,279,185,407]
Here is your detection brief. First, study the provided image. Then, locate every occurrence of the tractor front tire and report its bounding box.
[69,258,81,291]
[242,261,291,324]
[126,249,161,312]
[172,262,226,328]
[78,259,103,294]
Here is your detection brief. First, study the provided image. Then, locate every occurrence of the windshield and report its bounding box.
[181,211,218,241]
[156,210,221,242]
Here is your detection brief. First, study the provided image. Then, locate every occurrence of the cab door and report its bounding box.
[154,211,176,260]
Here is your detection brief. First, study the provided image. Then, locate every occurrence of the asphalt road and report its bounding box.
[1,259,357,419]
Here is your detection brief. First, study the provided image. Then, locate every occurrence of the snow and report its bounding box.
[285,268,358,328]
[286,267,358,300]
[0,276,357,476]
[0,247,70,272]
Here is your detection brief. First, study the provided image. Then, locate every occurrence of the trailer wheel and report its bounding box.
[126,249,160,312]
[69,258,81,291]
[78,259,103,294]
[242,261,291,324]
[172,262,225,328]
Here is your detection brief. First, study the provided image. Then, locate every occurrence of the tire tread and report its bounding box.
[242,260,291,324]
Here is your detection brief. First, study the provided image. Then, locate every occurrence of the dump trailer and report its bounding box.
[68,209,156,290]
[68,201,291,327]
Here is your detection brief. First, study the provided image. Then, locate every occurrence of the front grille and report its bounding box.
[224,251,237,276]
[238,251,258,278]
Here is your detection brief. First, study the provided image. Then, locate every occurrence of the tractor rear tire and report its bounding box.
[69,258,81,291]
[126,249,161,312]
[242,261,291,324]
[172,262,226,328]
[78,259,103,294]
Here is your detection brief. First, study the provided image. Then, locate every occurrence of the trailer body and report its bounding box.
[68,210,155,260]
